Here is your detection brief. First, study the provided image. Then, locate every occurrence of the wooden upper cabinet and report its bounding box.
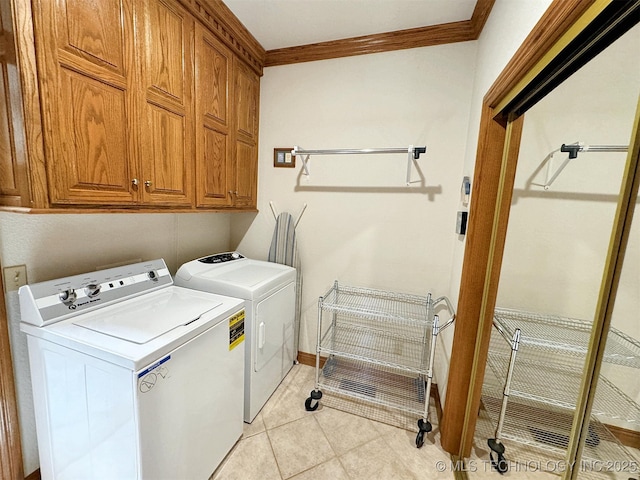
[1,0,261,211]
[36,0,139,205]
[233,58,259,208]
[195,24,232,208]
[137,0,194,206]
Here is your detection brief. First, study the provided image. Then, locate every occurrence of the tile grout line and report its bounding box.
[263,427,286,480]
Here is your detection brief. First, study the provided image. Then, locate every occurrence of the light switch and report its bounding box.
[3,265,28,292]
[456,211,468,235]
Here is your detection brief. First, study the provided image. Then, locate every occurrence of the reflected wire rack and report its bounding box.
[304,281,455,448]
[493,307,640,368]
[481,307,640,475]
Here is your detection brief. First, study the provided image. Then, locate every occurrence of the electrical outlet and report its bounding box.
[3,265,28,292]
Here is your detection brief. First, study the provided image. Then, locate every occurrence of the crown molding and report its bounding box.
[264,0,495,67]
[180,0,266,74]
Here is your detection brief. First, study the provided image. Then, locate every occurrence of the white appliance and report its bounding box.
[19,259,245,480]
[175,252,296,423]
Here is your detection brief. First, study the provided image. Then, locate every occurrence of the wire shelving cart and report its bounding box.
[482,307,640,476]
[304,281,455,448]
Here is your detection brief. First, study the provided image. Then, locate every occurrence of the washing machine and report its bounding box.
[175,252,296,423]
[19,259,245,480]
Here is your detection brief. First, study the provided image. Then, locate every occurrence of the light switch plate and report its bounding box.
[3,265,27,292]
[456,211,468,235]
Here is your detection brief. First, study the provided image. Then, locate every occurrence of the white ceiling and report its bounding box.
[223,0,478,51]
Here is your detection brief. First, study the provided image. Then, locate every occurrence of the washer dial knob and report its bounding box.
[85,284,101,297]
[59,289,77,306]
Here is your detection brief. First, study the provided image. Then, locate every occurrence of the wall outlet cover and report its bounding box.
[3,265,28,292]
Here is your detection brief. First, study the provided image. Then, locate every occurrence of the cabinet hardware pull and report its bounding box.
[144,180,152,187]
[131,178,139,186]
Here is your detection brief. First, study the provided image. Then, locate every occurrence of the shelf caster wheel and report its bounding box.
[415,419,432,448]
[305,390,322,411]
[490,452,508,474]
[586,424,600,447]
[488,439,508,474]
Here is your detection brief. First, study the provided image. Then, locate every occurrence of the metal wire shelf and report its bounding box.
[318,320,430,374]
[482,308,640,475]
[318,283,433,325]
[486,350,640,426]
[494,307,640,368]
[480,390,639,480]
[304,281,455,449]
[474,402,639,480]
[318,356,427,417]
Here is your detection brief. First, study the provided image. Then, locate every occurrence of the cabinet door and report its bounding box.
[233,138,257,208]
[137,0,194,206]
[35,0,139,205]
[233,59,259,208]
[234,59,259,143]
[194,24,232,208]
[0,41,26,207]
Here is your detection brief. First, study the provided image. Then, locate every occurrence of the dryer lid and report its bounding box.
[201,263,288,287]
[73,288,222,344]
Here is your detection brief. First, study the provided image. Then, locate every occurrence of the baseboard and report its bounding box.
[296,351,326,368]
[605,423,640,449]
[295,351,444,423]
[25,468,40,480]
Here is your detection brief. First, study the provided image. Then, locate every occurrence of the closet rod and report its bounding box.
[292,145,426,185]
[292,146,426,159]
[560,143,628,159]
[543,143,629,189]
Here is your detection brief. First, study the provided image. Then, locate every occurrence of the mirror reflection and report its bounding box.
[470,23,640,479]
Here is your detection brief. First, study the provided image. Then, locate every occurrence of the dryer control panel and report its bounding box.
[198,252,245,264]
[19,259,172,327]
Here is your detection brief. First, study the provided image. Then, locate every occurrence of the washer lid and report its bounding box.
[73,288,222,344]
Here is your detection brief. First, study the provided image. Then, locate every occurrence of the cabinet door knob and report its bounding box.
[131,178,139,186]
[144,180,152,187]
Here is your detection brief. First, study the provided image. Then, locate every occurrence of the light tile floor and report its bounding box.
[211,364,455,480]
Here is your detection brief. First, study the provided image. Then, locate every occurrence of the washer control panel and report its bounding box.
[19,259,172,327]
[198,252,245,264]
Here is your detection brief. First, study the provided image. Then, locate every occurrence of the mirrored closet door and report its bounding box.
[469,20,640,480]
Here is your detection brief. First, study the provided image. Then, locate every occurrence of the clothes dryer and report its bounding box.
[175,252,296,422]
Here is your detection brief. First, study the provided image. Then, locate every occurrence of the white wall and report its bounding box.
[231,44,478,390]
[0,212,234,474]
[439,0,554,404]
[497,23,640,318]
